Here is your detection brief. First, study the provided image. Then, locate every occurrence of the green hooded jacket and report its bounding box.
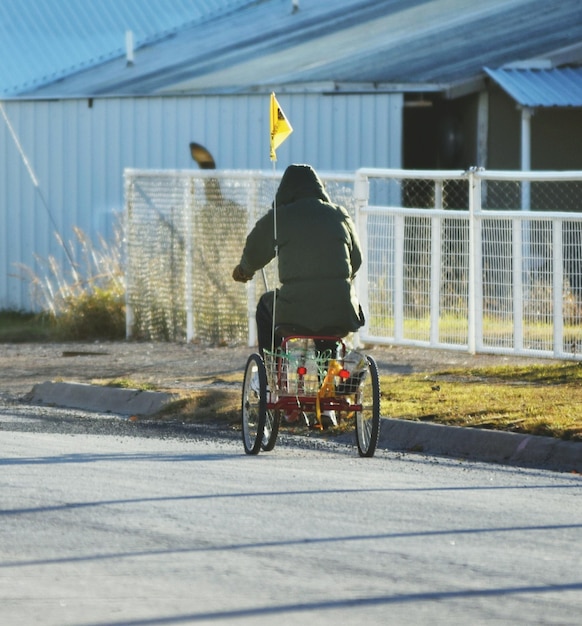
[239,164,364,334]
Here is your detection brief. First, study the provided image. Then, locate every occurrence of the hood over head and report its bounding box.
[275,164,331,207]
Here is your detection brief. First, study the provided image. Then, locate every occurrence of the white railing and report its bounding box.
[355,168,582,360]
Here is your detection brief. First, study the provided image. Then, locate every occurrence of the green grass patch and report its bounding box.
[103,378,159,391]
[369,313,582,346]
[380,363,582,441]
[0,310,53,342]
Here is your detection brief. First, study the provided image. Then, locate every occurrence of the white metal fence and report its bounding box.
[357,168,582,360]
[125,168,582,360]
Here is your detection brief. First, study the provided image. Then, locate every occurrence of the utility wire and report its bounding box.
[0,101,76,270]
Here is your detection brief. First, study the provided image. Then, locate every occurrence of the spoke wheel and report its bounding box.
[355,356,381,457]
[241,354,267,455]
[261,408,281,451]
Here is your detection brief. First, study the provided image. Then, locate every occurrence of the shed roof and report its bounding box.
[4,0,582,98]
[485,67,582,107]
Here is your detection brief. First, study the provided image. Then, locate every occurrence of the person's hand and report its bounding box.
[232,264,252,283]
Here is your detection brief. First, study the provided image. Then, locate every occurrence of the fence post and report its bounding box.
[124,171,134,339]
[430,214,441,345]
[467,169,480,354]
[513,218,524,351]
[553,220,563,356]
[184,176,194,343]
[394,214,404,342]
[354,170,370,346]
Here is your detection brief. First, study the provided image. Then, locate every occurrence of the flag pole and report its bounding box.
[268,92,293,353]
[270,160,277,354]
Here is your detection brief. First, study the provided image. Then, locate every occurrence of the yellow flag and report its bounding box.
[270,92,293,161]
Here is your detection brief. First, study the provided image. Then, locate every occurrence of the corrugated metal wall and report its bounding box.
[0,92,402,310]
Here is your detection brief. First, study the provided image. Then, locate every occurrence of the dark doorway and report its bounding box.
[403,96,465,170]
[403,97,439,169]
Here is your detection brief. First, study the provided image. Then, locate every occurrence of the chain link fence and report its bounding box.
[124,169,356,344]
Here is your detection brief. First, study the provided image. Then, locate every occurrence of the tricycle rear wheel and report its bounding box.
[261,408,281,451]
[355,356,381,457]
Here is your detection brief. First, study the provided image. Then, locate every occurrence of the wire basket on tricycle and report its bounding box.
[241,331,381,457]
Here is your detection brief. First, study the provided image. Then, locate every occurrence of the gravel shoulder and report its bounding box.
[0,340,565,400]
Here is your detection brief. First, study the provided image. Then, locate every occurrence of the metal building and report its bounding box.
[0,92,402,309]
[2,0,582,310]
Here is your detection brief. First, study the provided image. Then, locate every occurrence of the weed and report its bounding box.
[16,222,126,341]
[51,286,125,340]
[104,378,158,391]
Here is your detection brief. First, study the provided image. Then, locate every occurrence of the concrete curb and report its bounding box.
[30,382,176,416]
[28,382,581,473]
[376,417,582,473]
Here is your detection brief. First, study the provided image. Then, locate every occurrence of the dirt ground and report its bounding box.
[0,340,565,400]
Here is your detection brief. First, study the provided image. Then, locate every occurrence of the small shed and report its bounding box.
[485,66,582,176]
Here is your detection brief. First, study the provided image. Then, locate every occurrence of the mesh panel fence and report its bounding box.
[440,216,470,345]
[480,216,513,348]
[359,169,582,358]
[363,173,471,347]
[479,174,582,355]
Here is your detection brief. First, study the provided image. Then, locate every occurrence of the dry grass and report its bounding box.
[157,388,241,426]
[380,363,582,441]
[14,224,126,341]
[154,363,582,442]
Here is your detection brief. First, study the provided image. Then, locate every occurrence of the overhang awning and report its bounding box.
[485,66,582,107]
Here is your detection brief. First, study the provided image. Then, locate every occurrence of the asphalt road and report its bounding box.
[1,402,582,626]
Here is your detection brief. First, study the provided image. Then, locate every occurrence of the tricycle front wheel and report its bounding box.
[241,353,267,455]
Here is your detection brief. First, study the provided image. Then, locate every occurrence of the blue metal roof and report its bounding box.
[0,0,251,96]
[485,67,582,107]
[4,0,582,98]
